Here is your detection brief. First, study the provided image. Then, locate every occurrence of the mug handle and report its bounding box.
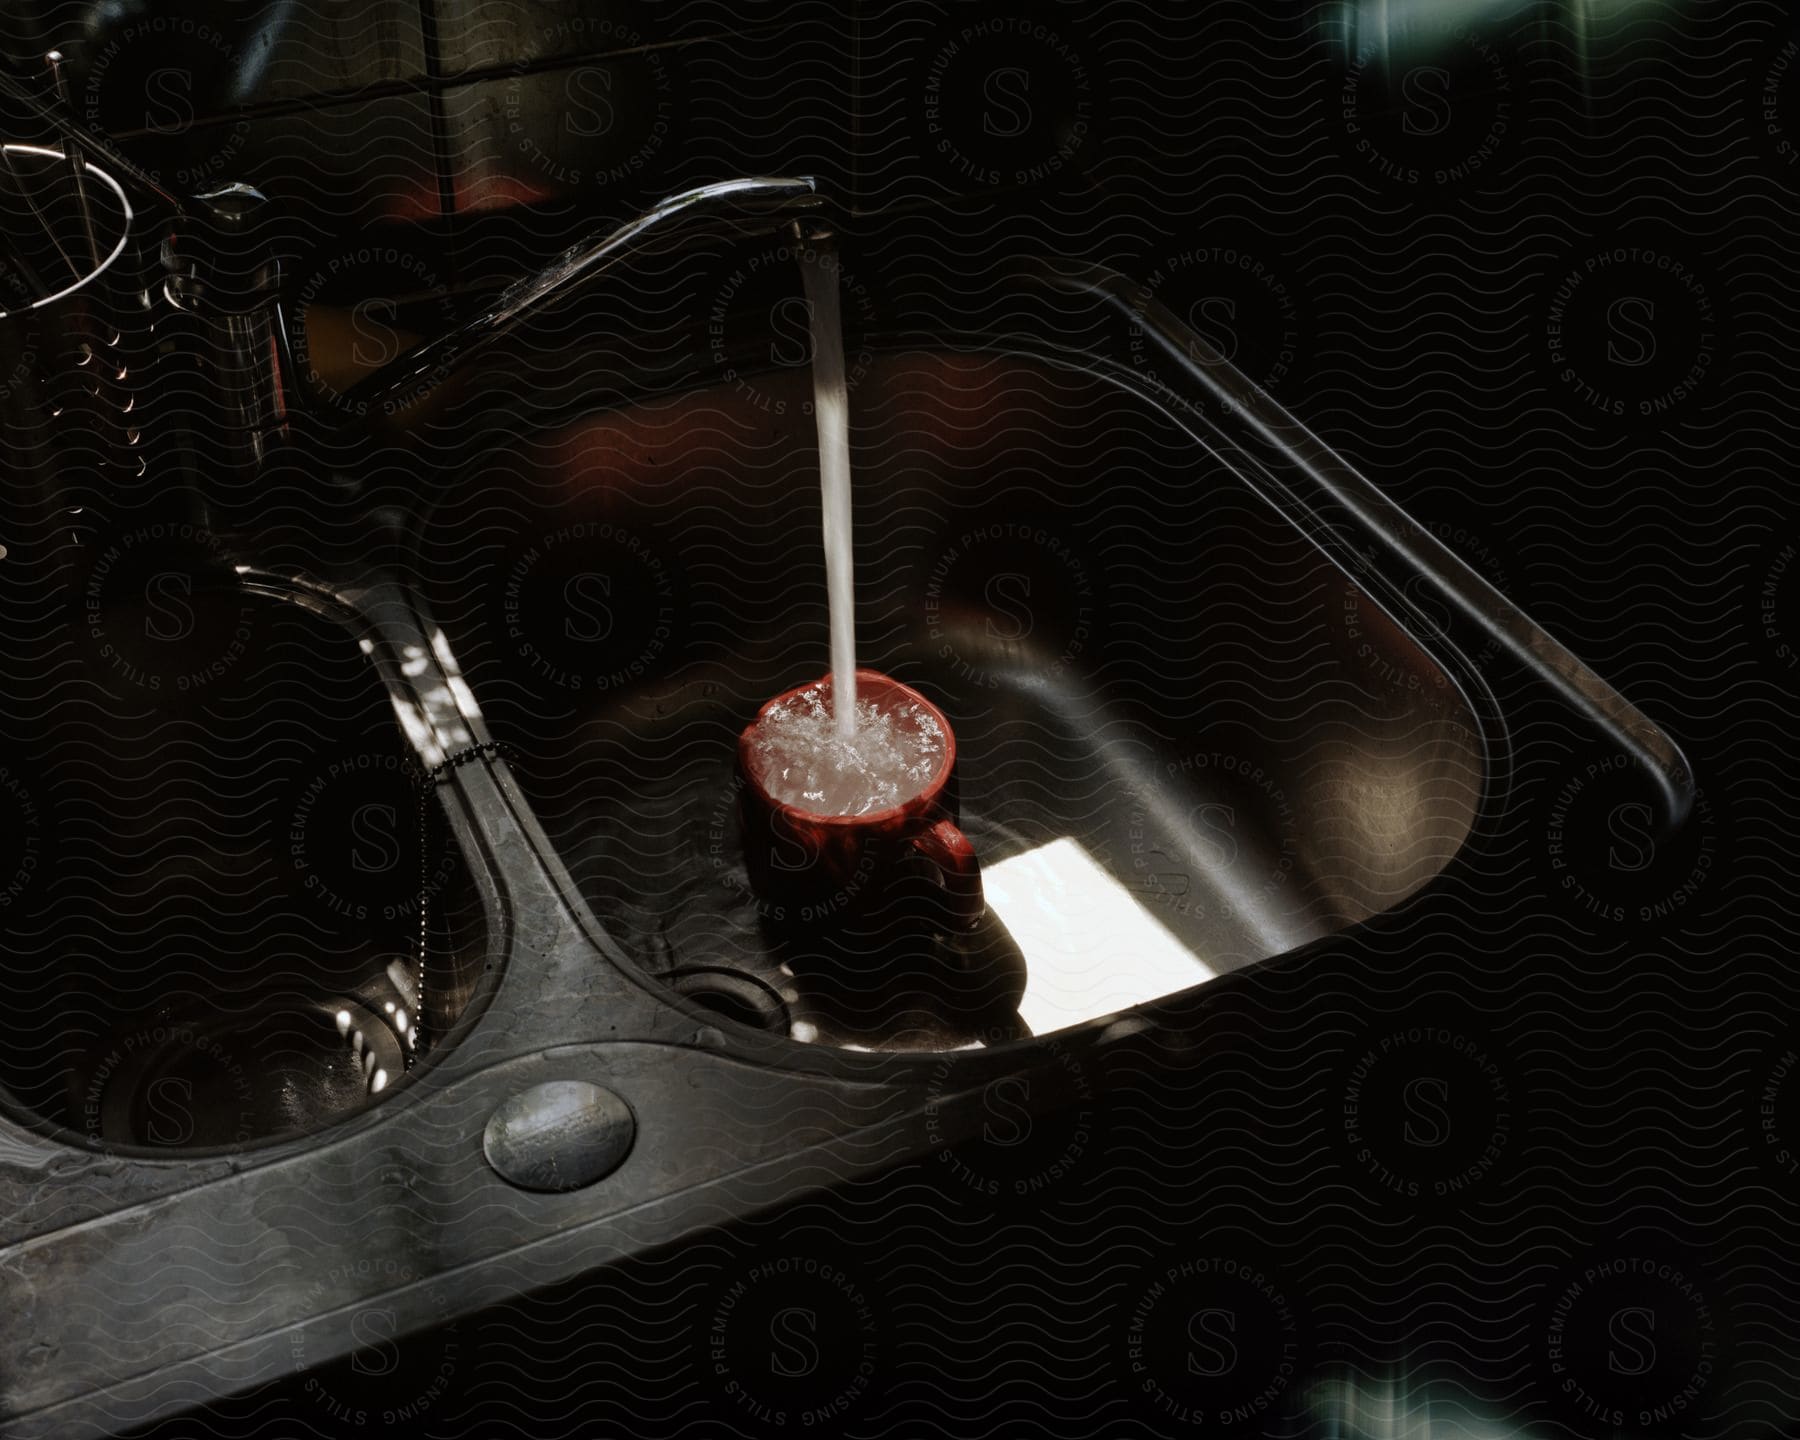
[909,817,984,932]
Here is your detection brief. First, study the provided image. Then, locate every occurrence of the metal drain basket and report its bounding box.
[0,137,146,525]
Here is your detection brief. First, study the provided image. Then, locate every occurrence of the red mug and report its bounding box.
[737,668,983,933]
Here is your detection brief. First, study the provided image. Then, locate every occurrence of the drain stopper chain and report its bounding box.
[414,740,514,1069]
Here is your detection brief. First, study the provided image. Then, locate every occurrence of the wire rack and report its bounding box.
[0,128,147,507]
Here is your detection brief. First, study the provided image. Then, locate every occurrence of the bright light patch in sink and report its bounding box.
[982,836,1216,1036]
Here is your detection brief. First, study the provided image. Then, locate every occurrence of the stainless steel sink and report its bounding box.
[415,351,1486,1051]
[0,175,1693,1438]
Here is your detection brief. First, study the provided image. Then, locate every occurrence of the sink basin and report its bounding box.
[415,351,1485,1049]
[0,521,488,1149]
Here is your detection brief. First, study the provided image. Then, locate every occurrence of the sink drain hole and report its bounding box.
[667,966,791,1034]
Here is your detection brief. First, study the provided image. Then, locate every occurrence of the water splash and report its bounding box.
[746,682,944,816]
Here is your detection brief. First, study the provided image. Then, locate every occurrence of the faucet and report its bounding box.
[336,176,823,424]
[0,56,823,500]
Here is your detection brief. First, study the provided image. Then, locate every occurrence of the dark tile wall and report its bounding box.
[855,2,1117,206]
[1,0,859,275]
[0,0,1536,268]
[441,19,854,212]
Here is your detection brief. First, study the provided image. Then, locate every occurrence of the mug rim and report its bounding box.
[738,667,956,828]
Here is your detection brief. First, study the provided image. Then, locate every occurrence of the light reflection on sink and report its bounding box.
[982,837,1217,1036]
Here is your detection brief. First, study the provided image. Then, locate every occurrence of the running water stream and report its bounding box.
[739,242,948,816]
[748,682,946,816]
[800,241,858,737]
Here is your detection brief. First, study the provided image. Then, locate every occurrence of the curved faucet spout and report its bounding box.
[340,175,823,422]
